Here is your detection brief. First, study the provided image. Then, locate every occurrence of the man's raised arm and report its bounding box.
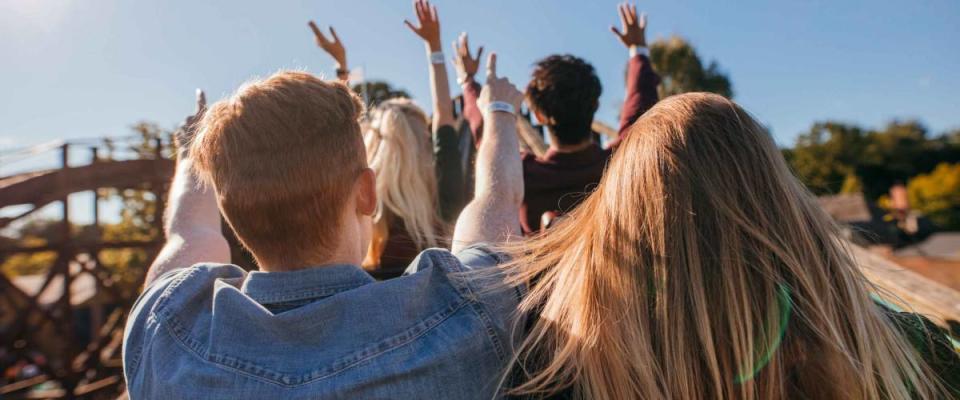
[611,2,660,140]
[452,53,524,253]
[144,90,229,286]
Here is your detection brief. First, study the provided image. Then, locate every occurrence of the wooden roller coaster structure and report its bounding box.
[0,141,172,399]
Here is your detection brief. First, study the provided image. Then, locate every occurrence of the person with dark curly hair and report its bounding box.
[459,3,661,233]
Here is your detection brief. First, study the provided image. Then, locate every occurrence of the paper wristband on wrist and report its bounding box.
[629,45,649,58]
[429,51,445,64]
[486,101,515,115]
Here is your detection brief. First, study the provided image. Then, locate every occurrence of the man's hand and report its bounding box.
[404,0,441,51]
[610,2,647,48]
[452,32,483,84]
[477,53,523,114]
[308,21,347,70]
[146,89,228,286]
[174,89,206,161]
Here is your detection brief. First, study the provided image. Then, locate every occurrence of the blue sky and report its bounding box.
[1,0,958,174]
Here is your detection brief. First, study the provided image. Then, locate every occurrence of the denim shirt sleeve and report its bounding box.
[453,245,527,357]
[122,268,187,383]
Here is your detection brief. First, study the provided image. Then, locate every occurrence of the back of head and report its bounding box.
[525,55,602,146]
[191,71,366,269]
[506,93,945,399]
[364,98,440,249]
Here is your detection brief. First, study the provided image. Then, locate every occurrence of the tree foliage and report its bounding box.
[351,80,411,108]
[907,163,960,230]
[649,36,733,98]
[1,122,172,280]
[786,120,960,199]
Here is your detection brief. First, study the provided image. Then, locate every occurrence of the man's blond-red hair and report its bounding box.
[191,71,366,268]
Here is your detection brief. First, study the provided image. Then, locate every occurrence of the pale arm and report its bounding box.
[452,54,524,252]
[144,91,229,286]
[404,0,455,129]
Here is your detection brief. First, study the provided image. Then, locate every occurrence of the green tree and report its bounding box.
[98,122,173,287]
[785,122,866,194]
[649,36,733,98]
[351,80,411,108]
[907,163,960,230]
[786,120,960,199]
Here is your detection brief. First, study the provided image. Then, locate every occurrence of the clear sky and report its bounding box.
[1,0,958,166]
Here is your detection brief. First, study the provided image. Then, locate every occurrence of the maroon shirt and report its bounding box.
[463,54,660,233]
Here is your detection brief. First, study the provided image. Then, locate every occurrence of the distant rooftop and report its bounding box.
[895,232,960,261]
[817,193,873,223]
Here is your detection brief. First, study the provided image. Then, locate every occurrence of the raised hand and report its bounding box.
[452,32,484,84]
[175,89,206,160]
[308,21,347,70]
[477,53,523,114]
[404,0,441,51]
[610,2,647,48]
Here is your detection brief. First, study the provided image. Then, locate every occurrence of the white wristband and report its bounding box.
[485,101,516,115]
[629,45,649,58]
[429,51,445,64]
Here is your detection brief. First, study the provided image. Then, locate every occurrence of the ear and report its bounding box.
[355,168,377,216]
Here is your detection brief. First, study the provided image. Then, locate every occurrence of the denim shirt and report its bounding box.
[122,246,524,399]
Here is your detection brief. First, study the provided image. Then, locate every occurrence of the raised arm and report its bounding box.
[452,33,485,145]
[308,21,349,82]
[610,2,660,140]
[405,0,455,130]
[145,90,229,286]
[452,54,524,252]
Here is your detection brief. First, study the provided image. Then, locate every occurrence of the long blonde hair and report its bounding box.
[364,99,440,257]
[503,93,946,399]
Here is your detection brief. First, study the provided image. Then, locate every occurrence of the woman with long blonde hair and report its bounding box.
[505,93,959,399]
[362,99,445,274]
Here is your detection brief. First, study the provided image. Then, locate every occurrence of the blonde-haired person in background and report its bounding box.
[362,99,444,274]
[503,92,959,399]
[310,0,468,277]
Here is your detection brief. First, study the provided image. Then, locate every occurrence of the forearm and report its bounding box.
[452,113,523,252]
[427,46,455,129]
[146,158,229,285]
[434,125,465,223]
[461,79,484,145]
[617,51,660,135]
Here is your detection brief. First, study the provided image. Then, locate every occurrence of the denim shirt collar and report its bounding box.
[239,264,376,305]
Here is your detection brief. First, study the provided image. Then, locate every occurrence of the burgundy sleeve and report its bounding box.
[617,54,661,137]
[461,78,484,147]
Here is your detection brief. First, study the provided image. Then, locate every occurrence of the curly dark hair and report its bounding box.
[525,55,602,146]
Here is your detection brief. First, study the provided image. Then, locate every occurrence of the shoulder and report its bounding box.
[882,309,960,394]
[123,264,246,371]
[404,245,524,320]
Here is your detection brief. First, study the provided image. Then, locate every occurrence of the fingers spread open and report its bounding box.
[404,19,419,33]
[308,21,328,43]
[329,27,341,43]
[414,0,424,22]
[610,25,624,39]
